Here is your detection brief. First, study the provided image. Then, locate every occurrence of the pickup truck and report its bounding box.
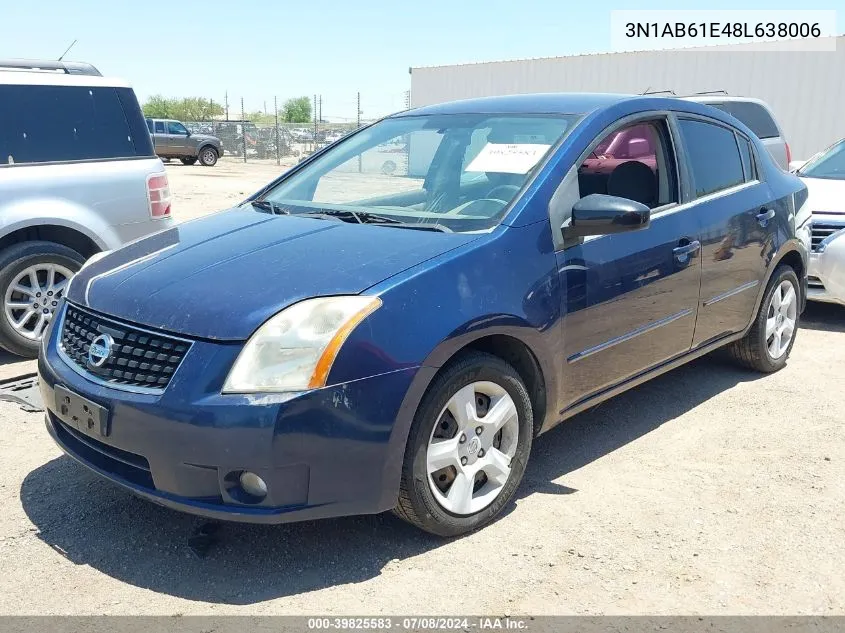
[145,118,223,166]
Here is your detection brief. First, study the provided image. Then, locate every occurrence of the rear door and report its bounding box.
[152,120,169,155]
[704,101,787,169]
[675,117,776,346]
[555,115,702,409]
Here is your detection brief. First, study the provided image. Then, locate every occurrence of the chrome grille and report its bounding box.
[59,303,191,392]
[810,220,845,252]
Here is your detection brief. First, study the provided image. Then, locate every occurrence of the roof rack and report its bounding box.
[640,88,676,96]
[685,90,730,96]
[0,59,102,76]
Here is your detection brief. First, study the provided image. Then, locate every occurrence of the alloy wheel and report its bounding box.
[765,279,797,359]
[3,263,73,340]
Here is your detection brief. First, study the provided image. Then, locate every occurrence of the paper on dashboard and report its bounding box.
[465,143,551,174]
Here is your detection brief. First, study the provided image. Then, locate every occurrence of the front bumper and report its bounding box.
[38,309,419,524]
[808,236,845,307]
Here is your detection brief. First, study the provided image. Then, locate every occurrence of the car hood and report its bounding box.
[66,209,479,340]
[799,176,845,214]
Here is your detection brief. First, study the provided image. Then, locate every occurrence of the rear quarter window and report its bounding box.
[0,84,153,165]
[706,101,780,139]
[678,119,745,198]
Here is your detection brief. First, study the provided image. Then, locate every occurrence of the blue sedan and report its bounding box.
[38,93,809,536]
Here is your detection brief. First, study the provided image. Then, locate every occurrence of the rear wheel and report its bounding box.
[180,157,197,165]
[729,265,800,372]
[394,352,533,537]
[199,146,218,167]
[0,242,85,358]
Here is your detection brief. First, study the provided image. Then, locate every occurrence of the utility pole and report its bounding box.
[313,94,318,152]
[274,96,280,166]
[357,92,361,128]
[357,91,362,173]
[318,95,322,124]
[241,97,246,162]
[263,100,267,116]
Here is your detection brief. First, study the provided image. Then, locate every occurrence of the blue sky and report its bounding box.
[1,0,841,120]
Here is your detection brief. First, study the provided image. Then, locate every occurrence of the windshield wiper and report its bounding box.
[298,209,404,225]
[247,199,290,215]
[373,222,452,233]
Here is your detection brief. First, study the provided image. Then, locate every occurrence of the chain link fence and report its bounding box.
[183,119,362,164]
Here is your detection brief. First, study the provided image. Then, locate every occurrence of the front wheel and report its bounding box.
[0,242,85,357]
[394,351,533,537]
[729,265,800,372]
[199,146,218,167]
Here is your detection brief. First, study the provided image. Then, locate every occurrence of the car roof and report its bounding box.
[395,93,639,117]
[0,70,132,88]
[683,94,771,106]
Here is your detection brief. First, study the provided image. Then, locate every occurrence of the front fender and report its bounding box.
[0,198,120,251]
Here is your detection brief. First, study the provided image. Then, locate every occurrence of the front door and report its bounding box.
[555,117,702,410]
[674,118,775,346]
[166,120,191,155]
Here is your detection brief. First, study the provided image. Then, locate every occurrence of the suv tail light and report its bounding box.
[147,172,172,218]
[785,142,792,167]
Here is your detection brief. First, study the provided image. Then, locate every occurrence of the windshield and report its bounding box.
[261,113,579,232]
[799,139,845,180]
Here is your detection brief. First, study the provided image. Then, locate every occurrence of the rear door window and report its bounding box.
[678,119,745,198]
[706,101,780,139]
[0,84,147,165]
[736,135,757,181]
[154,121,166,133]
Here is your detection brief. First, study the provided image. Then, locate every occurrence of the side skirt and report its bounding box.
[545,330,745,432]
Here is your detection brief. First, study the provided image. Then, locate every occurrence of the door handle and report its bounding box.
[673,239,701,263]
[757,208,776,227]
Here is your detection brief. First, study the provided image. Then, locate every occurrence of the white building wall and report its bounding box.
[410,37,844,159]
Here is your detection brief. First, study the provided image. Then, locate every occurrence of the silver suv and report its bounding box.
[682,94,791,170]
[0,60,173,357]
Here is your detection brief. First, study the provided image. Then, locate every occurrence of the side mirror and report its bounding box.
[564,194,650,238]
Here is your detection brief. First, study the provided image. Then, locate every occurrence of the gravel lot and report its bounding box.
[0,159,843,615]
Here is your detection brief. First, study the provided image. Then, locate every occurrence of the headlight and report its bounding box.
[223,296,381,393]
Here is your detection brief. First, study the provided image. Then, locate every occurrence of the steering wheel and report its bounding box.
[486,184,521,201]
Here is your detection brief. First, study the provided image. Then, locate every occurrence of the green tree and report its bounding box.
[282,97,312,123]
[142,95,224,121]
[142,94,177,118]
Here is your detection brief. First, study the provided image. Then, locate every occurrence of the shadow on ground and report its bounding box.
[800,301,845,333]
[21,354,774,604]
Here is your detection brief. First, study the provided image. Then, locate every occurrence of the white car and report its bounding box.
[793,139,845,306]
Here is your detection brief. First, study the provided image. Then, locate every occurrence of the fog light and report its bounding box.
[239,471,268,498]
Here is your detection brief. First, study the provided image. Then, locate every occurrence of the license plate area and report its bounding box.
[54,385,110,438]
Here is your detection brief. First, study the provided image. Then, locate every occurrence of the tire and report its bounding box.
[199,146,218,167]
[394,351,533,537]
[180,157,197,166]
[728,265,800,373]
[0,242,86,358]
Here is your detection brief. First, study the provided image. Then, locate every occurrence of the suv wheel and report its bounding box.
[0,242,86,358]
[199,146,218,167]
[729,265,800,372]
[394,351,533,537]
